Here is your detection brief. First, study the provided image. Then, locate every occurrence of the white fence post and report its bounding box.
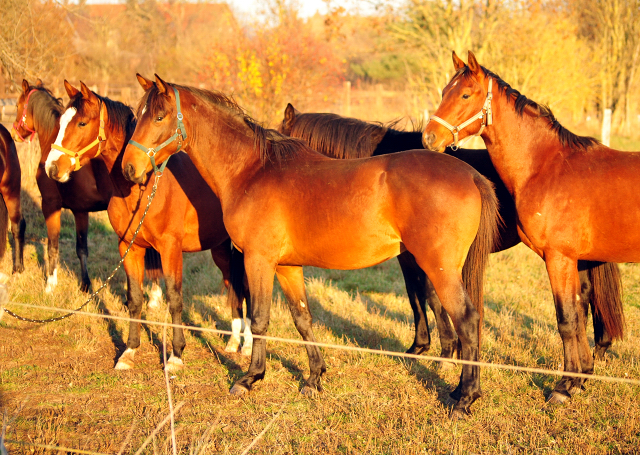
[602,108,612,147]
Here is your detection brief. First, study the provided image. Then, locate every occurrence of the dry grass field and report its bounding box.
[1,139,639,454]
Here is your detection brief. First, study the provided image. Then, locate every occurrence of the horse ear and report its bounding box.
[467,51,480,74]
[22,79,30,95]
[136,73,154,91]
[35,78,44,88]
[154,74,170,96]
[64,80,80,98]
[452,51,466,71]
[79,81,99,105]
[284,103,296,124]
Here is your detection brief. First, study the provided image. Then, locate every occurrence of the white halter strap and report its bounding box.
[429,78,493,150]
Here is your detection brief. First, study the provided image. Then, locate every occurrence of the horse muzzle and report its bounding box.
[123,163,145,184]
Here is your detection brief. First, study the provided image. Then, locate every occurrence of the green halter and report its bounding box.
[128,86,187,175]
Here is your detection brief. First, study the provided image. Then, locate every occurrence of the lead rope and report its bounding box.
[1,172,162,324]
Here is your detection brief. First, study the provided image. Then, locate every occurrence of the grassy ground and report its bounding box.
[1,139,639,454]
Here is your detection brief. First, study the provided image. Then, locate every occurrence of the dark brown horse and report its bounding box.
[280,105,621,360]
[0,124,26,274]
[44,81,253,368]
[11,80,126,293]
[121,74,501,418]
[423,51,627,404]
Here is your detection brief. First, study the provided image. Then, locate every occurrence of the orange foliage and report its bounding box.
[198,13,345,122]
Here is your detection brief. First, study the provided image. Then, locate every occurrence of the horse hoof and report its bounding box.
[224,338,241,353]
[546,391,570,405]
[449,407,470,421]
[300,386,320,397]
[568,385,584,396]
[240,344,253,356]
[114,360,134,370]
[594,347,608,361]
[165,355,184,372]
[229,384,249,396]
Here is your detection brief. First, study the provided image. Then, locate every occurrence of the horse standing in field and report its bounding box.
[280,105,621,360]
[11,80,164,299]
[0,124,26,274]
[423,51,627,404]
[44,81,252,369]
[121,74,501,418]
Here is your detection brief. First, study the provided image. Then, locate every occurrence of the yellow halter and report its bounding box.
[51,101,107,170]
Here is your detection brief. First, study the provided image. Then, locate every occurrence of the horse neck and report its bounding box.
[374,130,423,155]
[481,94,559,197]
[102,123,137,194]
[186,107,263,203]
[37,125,59,163]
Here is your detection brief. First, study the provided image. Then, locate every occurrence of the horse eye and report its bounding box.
[79,122,87,127]
[462,94,470,100]
[155,116,164,122]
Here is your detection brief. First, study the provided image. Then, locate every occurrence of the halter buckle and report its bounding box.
[177,113,183,121]
[147,148,156,158]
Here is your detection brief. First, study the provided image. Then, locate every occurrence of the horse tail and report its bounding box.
[144,248,163,282]
[462,174,501,341]
[588,261,625,340]
[0,195,8,261]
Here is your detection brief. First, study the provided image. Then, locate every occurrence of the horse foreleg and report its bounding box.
[42,204,61,293]
[230,255,275,396]
[276,265,326,395]
[73,211,92,293]
[115,243,146,370]
[4,194,25,274]
[161,246,186,371]
[546,253,593,404]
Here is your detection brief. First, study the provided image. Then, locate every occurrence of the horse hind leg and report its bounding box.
[1,193,25,274]
[418,264,482,419]
[73,211,92,293]
[275,265,326,395]
[161,248,186,372]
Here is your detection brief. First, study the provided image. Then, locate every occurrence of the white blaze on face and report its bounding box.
[141,103,148,117]
[46,107,77,173]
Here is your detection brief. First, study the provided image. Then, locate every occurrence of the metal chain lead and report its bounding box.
[2,173,162,324]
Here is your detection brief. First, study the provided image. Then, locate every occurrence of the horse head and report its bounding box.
[423,51,493,152]
[122,74,186,183]
[45,81,107,182]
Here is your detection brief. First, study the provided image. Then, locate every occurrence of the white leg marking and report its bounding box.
[115,347,136,370]
[147,283,163,309]
[225,318,243,352]
[44,268,58,294]
[165,354,185,372]
[241,317,253,356]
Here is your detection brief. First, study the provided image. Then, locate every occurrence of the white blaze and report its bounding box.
[46,108,77,172]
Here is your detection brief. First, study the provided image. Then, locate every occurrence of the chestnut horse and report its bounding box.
[121,75,500,418]
[11,80,163,298]
[280,105,621,360]
[423,51,627,405]
[44,81,252,368]
[0,124,26,274]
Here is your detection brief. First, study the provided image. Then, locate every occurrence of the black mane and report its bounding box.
[458,66,599,150]
[138,84,304,165]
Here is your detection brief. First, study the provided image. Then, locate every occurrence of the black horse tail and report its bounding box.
[0,195,8,261]
[144,248,163,282]
[462,174,501,342]
[588,261,625,341]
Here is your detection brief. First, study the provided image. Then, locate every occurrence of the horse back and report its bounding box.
[0,125,21,196]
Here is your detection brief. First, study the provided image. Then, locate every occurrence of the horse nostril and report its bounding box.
[124,163,137,182]
[422,132,436,150]
[48,163,59,181]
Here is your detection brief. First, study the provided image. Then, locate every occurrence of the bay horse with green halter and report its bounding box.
[280,105,621,361]
[44,81,253,367]
[0,124,26,274]
[423,51,627,405]
[11,79,163,297]
[121,74,500,418]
